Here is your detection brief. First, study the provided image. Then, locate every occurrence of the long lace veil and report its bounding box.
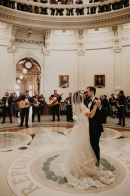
[72,91,85,119]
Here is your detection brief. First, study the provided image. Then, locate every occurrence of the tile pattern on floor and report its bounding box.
[0,115,130,196]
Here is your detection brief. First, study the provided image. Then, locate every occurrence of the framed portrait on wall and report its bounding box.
[59,75,69,88]
[94,75,105,88]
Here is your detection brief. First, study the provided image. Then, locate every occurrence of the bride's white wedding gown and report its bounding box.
[64,104,115,190]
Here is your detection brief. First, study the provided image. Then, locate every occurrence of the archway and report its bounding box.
[16,57,41,96]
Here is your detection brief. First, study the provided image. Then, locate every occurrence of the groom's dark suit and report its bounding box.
[88,97,104,163]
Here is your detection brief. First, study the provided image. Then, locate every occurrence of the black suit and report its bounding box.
[19,95,32,127]
[117,95,126,126]
[49,94,62,121]
[32,95,41,122]
[88,97,104,163]
[65,97,73,122]
[2,96,13,123]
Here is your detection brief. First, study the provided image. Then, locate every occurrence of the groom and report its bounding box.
[86,86,104,165]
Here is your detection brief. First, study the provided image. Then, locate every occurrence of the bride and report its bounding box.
[64,91,115,189]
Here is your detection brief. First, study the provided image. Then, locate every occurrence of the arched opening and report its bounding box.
[16,57,41,96]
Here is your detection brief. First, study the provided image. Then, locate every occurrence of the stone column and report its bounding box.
[41,30,51,94]
[77,30,85,91]
[112,26,122,95]
[7,26,18,93]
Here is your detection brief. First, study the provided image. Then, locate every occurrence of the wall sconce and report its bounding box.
[23,68,27,73]
[17,79,20,83]
[19,75,23,79]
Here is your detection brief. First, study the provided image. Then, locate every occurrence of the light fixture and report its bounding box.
[17,79,20,83]
[19,75,23,79]
[23,68,27,73]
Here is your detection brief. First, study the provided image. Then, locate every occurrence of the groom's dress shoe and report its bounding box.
[18,125,23,127]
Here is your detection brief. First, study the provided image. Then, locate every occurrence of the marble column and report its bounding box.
[114,40,122,94]
[7,46,16,93]
[112,26,122,95]
[77,30,85,91]
[6,26,18,93]
[41,30,51,95]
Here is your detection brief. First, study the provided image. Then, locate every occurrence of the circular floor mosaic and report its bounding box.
[0,132,32,151]
[63,127,122,140]
[7,144,125,196]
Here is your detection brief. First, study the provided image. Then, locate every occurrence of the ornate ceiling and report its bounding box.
[0,1,130,30]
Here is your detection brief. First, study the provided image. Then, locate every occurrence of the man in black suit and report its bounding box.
[49,90,62,121]
[1,92,13,123]
[86,86,104,164]
[116,90,126,127]
[32,92,41,122]
[18,90,32,128]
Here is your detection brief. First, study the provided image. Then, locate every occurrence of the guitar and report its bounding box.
[47,93,63,107]
[0,100,4,107]
[18,100,31,109]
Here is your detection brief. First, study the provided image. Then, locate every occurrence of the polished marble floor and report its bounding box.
[0,115,130,196]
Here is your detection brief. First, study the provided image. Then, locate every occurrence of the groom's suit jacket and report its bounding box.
[88,97,104,134]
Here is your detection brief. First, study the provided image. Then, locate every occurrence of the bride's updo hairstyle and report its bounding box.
[73,91,83,104]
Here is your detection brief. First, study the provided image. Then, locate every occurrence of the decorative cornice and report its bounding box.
[15,38,44,44]
[42,47,50,56]
[113,39,122,53]
[45,30,51,39]
[77,40,85,56]
[0,6,129,30]
[112,26,118,36]
[77,30,85,55]
[78,30,84,40]
[7,45,16,53]
[77,49,85,56]
[11,26,18,36]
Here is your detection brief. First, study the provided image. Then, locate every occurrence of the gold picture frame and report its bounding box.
[94,75,105,88]
[59,75,69,88]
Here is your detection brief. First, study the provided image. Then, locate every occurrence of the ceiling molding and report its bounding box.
[0,6,130,30]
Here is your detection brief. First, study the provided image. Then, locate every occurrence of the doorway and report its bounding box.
[16,57,41,96]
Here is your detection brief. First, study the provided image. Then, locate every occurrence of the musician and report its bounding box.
[39,94,45,115]
[49,90,62,121]
[1,92,13,123]
[12,92,19,117]
[18,90,32,128]
[64,92,73,122]
[116,90,126,127]
[32,92,41,122]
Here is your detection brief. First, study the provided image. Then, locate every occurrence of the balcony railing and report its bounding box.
[0,0,129,29]
[0,0,129,16]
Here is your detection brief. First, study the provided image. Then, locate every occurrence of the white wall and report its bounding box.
[85,48,115,98]
[0,22,130,100]
[44,50,78,101]
[122,46,130,95]
[0,46,13,96]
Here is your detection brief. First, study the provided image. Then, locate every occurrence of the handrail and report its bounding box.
[10,0,128,7]
[1,0,129,16]
[0,0,129,30]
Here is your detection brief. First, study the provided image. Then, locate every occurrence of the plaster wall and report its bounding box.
[0,23,130,100]
[85,48,115,98]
